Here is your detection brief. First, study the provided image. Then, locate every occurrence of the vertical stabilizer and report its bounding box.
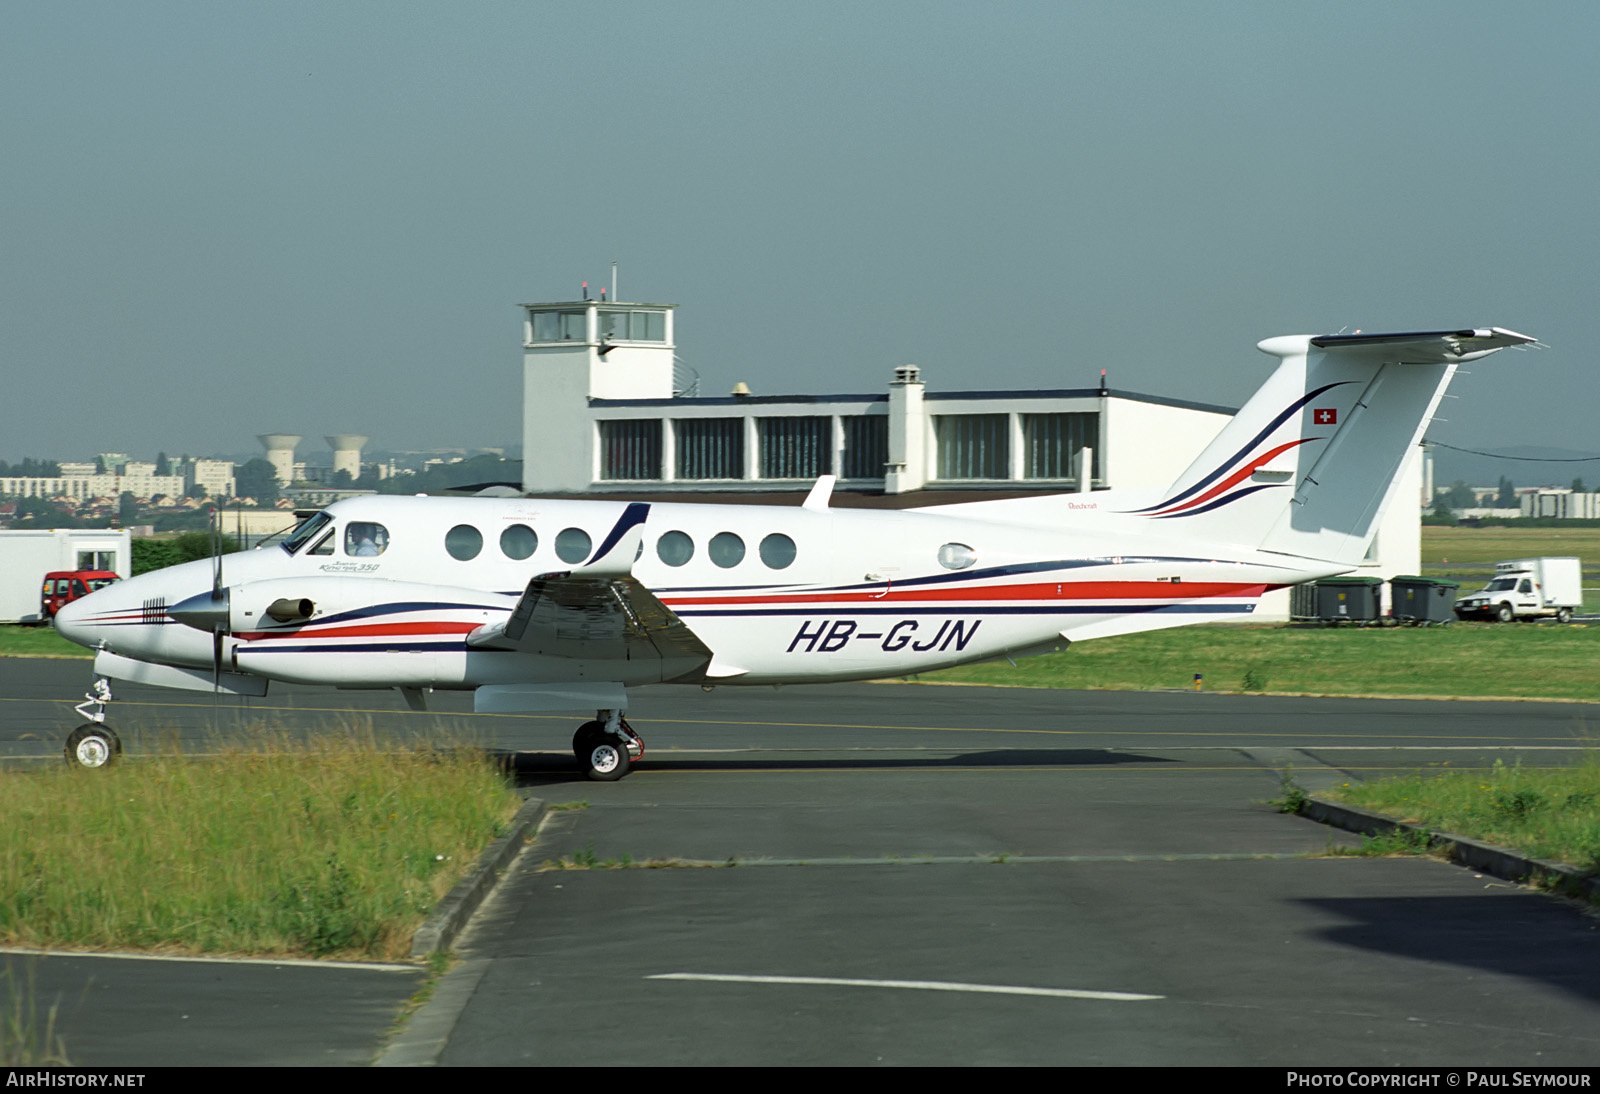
[1127,328,1534,565]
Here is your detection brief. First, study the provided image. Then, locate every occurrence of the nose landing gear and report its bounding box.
[66,677,122,769]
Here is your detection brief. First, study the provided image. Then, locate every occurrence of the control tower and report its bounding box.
[257,434,301,487]
[521,295,676,492]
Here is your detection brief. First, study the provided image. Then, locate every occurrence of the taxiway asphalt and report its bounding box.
[3,657,1598,1066]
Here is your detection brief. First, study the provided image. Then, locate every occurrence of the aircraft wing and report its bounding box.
[467,573,709,676]
[466,501,715,681]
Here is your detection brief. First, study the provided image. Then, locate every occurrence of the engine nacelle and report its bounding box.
[220,576,514,687]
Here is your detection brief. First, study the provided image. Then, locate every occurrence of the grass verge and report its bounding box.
[1322,757,1600,872]
[0,625,90,659]
[0,727,523,961]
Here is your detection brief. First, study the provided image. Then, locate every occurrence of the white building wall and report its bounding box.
[524,344,615,493]
[0,474,186,500]
[184,459,236,499]
[1102,399,1231,489]
[0,529,131,622]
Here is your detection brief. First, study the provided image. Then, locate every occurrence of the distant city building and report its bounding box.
[0,471,184,501]
[183,458,236,499]
[0,456,235,504]
[1521,489,1600,519]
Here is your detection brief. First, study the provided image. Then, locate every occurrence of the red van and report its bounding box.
[42,571,119,620]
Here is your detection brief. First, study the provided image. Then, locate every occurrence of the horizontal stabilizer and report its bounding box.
[1304,328,1536,360]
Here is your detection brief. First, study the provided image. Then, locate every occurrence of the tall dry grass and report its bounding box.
[0,724,522,961]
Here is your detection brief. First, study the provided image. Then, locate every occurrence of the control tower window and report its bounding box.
[530,310,589,343]
[598,308,666,343]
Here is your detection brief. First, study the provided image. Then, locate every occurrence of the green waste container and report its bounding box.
[1314,576,1383,623]
[1389,576,1459,625]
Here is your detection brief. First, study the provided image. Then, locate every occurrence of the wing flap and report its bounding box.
[467,573,714,682]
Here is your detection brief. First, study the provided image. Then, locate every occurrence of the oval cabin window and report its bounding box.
[555,527,592,564]
[657,530,694,567]
[500,524,537,560]
[445,525,483,561]
[708,532,745,568]
[759,533,797,569]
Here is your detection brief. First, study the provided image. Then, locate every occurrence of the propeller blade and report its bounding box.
[211,506,223,599]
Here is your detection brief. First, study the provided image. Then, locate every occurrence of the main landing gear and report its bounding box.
[572,710,644,782]
[65,676,122,769]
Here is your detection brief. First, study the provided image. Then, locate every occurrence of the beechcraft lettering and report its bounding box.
[53,327,1537,780]
[786,618,983,654]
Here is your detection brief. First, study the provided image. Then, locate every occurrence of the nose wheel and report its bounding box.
[66,676,121,769]
[65,723,121,769]
[572,715,643,782]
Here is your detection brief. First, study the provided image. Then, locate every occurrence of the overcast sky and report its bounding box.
[4,2,1595,463]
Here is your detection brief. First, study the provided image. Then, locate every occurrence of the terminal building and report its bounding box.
[518,295,1424,620]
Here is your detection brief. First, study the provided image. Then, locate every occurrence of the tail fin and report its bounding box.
[1132,328,1535,564]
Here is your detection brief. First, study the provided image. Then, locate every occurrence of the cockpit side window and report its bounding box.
[309,530,335,556]
[344,522,389,557]
[282,512,333,555]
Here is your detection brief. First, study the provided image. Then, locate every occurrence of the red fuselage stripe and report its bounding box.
[661,581,1270,607]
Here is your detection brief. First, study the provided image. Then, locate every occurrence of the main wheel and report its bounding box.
[64,724,120,769]
[572,720,605,762]
[581,736,632,782]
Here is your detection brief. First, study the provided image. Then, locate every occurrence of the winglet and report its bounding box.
[802,475,837,511]
[575,502,650,577]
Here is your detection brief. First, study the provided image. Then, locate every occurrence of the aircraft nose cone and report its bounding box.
[169,589,231,633]
[52,594,96,648]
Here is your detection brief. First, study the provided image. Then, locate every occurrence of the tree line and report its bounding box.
[0,458,62,477]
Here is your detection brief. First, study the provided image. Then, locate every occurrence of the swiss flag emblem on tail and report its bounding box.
[1313,408,1337,425]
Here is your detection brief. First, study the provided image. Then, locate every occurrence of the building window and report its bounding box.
[530,310,589,343]
[758,417,831,479]
[935,414,1009,480]
[597,308,666,343]
[676,419,744,480]
[840,415,888,479]
[1023,412,1099,481]
[599,420,663,480]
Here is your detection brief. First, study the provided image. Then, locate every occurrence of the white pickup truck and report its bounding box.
[1453,557,1583,623]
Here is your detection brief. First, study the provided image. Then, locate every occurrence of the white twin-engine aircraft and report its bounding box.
[55,327,1534,779]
